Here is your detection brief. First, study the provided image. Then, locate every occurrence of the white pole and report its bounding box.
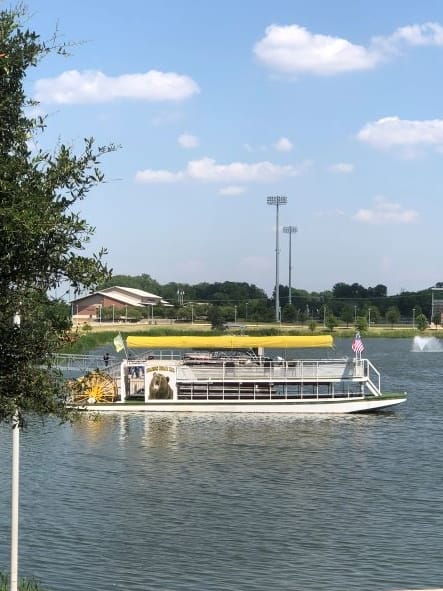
[11,310,21,591]
[10,410,19,591]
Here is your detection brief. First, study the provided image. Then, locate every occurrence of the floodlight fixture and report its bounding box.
[267,195,287,206]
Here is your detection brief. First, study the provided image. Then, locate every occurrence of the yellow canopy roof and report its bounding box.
[126,335,333,349]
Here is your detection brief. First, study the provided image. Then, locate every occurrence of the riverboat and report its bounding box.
[70,334,407,414]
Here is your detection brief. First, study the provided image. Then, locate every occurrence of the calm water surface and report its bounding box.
[1,338,443,591]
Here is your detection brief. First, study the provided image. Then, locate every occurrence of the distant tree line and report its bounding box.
[96,275,438,327]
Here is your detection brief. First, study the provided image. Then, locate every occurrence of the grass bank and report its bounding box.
[64,322,443,354]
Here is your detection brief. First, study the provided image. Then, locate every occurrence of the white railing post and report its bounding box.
[120,360,127,402]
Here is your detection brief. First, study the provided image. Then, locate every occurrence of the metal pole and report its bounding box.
[267,196,287,323]
[283,226,297,306]
[288,231,292,305]
[276,204,280,322]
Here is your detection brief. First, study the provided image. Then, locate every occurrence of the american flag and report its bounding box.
[352,333,365,354]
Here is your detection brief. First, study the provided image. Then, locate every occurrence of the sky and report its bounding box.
[18,0,443,296]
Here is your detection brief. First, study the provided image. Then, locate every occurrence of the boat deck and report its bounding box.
[116,356,381,402]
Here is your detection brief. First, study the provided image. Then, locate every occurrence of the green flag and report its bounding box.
[113,333,125,353]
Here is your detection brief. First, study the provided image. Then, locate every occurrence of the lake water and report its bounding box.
[1,337,443,591]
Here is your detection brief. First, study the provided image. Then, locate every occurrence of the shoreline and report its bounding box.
[78,321,443,339]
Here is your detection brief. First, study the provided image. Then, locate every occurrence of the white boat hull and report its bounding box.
[81,395,406,414]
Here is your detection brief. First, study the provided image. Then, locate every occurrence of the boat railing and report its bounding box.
[129,350,185,361]
[363,358,381,394]
[175,358,369,382]
[54,353,113,373]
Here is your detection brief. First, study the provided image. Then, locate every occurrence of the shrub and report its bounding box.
[0,572,46,591]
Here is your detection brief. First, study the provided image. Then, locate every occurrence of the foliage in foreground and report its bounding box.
[0,6,113,424]
[0,572,46,591]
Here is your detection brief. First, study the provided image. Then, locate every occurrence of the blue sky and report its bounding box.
[21,0,443,296]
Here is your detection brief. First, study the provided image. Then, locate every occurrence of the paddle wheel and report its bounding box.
[70,371,118,404]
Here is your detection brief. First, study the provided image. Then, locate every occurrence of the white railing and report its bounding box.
[174,358,382,397]
[176,358,360,382]
[54,353,115,372]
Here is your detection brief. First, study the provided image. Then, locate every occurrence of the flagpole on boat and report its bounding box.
[352,331,364,363]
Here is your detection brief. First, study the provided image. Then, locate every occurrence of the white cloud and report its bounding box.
[254,21,443,76]
[373,22,443,53]
[357,116,443,151]
[274,137,293,152]
[178,133,199,148]
[34,69,200,104]
[134,169,184,183]
[327,162,354,173]
[219,186,247,195]
[353,196,418,224]
[254,24,379,75]
[136,157,304,184]
[187,157,300,182]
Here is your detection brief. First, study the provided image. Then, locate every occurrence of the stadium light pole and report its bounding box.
[283,226,297,305]
[267,195,287,322]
